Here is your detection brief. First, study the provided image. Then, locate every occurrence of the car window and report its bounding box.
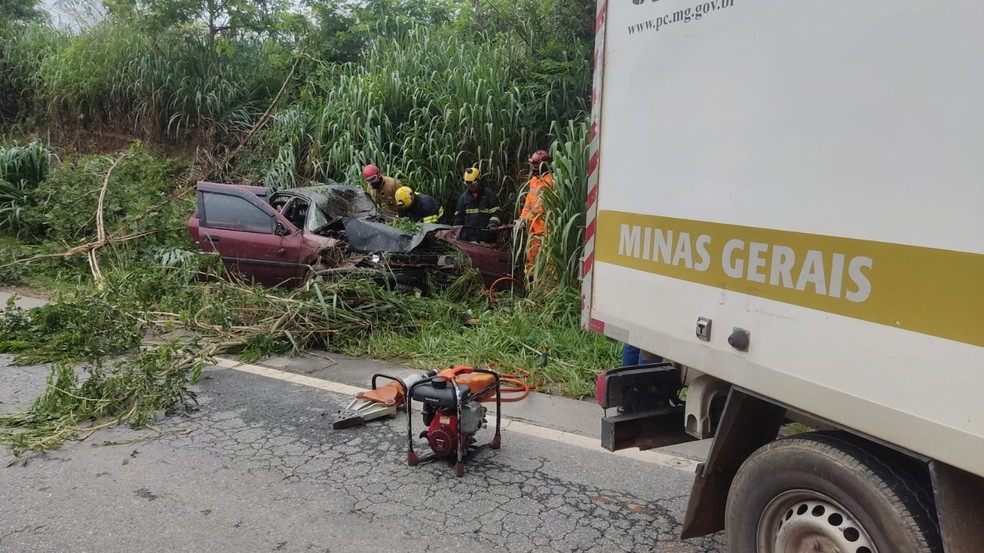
[279,198,309,231]
[202,191,274,233]
[271,195,290,212]
[306,201,328,230]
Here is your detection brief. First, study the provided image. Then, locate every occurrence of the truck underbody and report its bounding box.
[597,365,984,552]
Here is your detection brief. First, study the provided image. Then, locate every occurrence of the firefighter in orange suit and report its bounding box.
[518,150,553,276]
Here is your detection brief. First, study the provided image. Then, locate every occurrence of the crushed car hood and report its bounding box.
[341,219,450,253]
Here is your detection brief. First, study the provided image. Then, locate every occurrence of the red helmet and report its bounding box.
[530,150,551,164]
[362,164,381,180]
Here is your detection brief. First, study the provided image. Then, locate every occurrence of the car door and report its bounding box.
[194,183,307,287]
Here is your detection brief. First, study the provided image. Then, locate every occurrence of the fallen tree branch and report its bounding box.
[88,154,127,288]
[0,154,197,272]
[1,230,157,269]
[221,48,305,169]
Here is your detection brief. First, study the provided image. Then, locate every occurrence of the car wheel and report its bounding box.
[726,431,942,553]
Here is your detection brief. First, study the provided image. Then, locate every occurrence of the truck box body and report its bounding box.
[583,0,984,477]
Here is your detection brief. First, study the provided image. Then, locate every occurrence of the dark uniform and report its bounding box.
[453,185,503,243]
[398,192,444,223]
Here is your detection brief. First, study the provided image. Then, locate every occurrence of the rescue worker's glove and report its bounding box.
[486,222,497,231]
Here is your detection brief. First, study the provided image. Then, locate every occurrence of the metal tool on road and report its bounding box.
[406,365,503,477]
[332,371,436,429]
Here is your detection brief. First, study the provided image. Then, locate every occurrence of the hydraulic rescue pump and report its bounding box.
[406,365,502,477]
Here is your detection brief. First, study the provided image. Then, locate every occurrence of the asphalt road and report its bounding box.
[1,354,725,553]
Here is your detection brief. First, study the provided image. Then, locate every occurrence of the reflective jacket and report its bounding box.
[398,192,444,224]
[520,173,553,236]
[453,186,503,243]
[367,175,402,216]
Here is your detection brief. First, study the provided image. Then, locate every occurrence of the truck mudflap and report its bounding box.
[681,387,785,539]
[596,362,696,451]
[930,461,984,553]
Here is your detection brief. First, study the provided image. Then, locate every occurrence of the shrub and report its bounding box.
[0,141,52,233]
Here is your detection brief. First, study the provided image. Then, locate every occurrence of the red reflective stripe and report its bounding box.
[589,317,605,334]
[584,0,607,331]
[595,371,608,406]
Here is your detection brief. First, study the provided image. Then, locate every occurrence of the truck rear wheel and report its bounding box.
[725,431,942,553]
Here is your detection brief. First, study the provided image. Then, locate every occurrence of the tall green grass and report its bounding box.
[2,19,291,145]
[0,141,52,233]
[0,140,51,187]
[259,23,591,214]
[0,23,70,129]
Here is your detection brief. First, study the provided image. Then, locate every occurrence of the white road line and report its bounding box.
[212,357,369,397]
[212,357,701,474]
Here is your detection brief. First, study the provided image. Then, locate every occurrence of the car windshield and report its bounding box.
[307,203,329,231]
[270,184,378,233]
[307,184,378,220]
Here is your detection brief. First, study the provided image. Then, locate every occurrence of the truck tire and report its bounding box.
[725,431,942,553]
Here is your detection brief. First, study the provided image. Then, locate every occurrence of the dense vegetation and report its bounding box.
[0,0,616,454]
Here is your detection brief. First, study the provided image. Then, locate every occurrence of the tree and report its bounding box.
[104,0,288,47]
[302,0,362,63]
[464,0,593,55]
[0,0,45,31]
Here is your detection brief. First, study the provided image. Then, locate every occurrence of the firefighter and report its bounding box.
[362,163,402,216]
[517,149,553,276]
[453,167,503,244]
[395,186,444,224]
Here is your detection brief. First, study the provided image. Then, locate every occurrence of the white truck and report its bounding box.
[582,2,984,552]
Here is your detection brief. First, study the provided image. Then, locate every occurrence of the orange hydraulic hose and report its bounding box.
[487,276,523,306]
[483,362,539,403]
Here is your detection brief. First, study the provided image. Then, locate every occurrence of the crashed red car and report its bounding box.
[187,181,519,289]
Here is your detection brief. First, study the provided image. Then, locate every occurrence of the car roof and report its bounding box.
[275,183,379,220]
[197,181,271,198]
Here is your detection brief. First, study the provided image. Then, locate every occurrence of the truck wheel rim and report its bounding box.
[757,489,876,553]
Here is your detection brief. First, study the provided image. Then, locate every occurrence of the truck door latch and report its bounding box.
[696,317,712,341]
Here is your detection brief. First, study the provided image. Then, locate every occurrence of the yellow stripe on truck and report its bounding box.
[596,210,984,347]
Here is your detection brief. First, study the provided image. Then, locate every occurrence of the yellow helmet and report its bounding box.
[395,186,414,208]
[463,167,480,183]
